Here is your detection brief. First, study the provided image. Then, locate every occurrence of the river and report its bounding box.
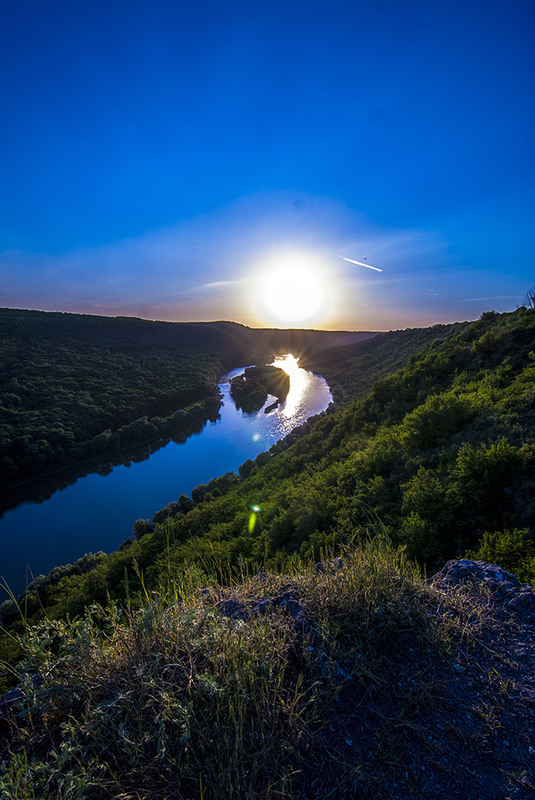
[0,355,331,597]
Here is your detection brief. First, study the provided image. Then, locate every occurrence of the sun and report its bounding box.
[261,265,323,323]
[254,252,333,326]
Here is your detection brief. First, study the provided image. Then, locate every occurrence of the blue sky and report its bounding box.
[1,0,533,330]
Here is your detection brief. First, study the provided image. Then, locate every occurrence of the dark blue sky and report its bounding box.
[1,0,533,329]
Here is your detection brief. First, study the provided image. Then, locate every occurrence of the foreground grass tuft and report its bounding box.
[1,540,533,799]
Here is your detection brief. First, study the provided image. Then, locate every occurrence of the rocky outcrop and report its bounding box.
[217,586,314,635]
[431,559,535,623]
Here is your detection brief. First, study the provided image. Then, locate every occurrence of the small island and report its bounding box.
[230,365,290,413]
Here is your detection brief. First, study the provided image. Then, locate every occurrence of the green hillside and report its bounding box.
[142,307,533,583]
[2,305,533,629]
[300,321,465,404]
[2,305,535,798]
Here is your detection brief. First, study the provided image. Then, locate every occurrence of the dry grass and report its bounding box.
[1,540,533,799]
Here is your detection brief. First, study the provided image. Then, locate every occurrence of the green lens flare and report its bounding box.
[248,504,261,533]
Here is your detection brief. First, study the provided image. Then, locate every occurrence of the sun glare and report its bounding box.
[271,354,309,417]
[253,252,333,326]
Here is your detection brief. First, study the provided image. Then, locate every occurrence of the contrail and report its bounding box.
[328,252,383,272]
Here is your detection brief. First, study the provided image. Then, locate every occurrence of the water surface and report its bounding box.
[0,356,331,596]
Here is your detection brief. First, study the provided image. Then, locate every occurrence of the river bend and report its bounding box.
[0,356,331,596]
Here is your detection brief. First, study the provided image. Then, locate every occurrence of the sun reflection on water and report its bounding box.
[222,354,331,447]
[270,354,312,419]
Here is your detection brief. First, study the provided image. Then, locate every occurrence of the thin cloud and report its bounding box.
[461,295,519,302]
[187,280,237,292]
[184,277,255,294]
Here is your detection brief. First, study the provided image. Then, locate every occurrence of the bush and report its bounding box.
[132,518,154,539]
[468,528,535,584]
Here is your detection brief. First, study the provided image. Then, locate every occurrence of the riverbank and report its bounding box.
[0,394,221,511]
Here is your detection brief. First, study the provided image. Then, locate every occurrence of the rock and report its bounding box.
[431,559,535,623]
[216,598,249,621]
[315,557,344,574]
[216,589,309,628]
[431,559,520,589]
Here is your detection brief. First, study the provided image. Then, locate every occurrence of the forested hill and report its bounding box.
[0,308,373,488]
[5,304,534,635]
[0,308,373,360]
[301,321,466,404]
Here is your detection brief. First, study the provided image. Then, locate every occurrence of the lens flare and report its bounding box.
[248,504,262,533]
